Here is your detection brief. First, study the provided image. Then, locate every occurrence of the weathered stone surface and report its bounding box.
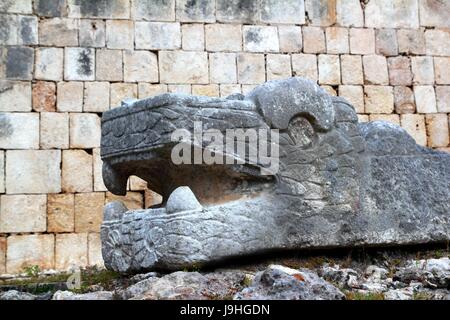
[0,151,4,194]
[338,85,364,113]
[34,0,66,17]
[67,0,130,19]
[363,55,389,85]
[0,81,31,112]
[56,233,88,270]
[64,47,95,81]
[318,54,340,85]
[176,0,214,22]
[387,56,412,86]
[397,29,425,55]
[425,30,450,56]
[6,234,54,273]
[0,46,34,80]
[135,22,180,50]
[192,84,219,97]
[209,53,237,84]
[0,236,5,274]
[62,150,93,193]
[57,81,83,112]
[216,0,259,23]
[75,193,104,233]
[124,51,158,83]
[369,114,400,126]
[159,51,208,84]
[106,192,144,210]
[278,26,302,53]
[376,29,398,56]
[414,85,437,113]
[0,0,32,14]
[336,0,363,27]
[365,0,419,28]
[220,84,241,97]
[394,86,415,114]
[84,82,110,112]
[168,84,191,94]
[436,86,450,113]
[99,77,450,273]
[235,265,345,300]
[88,233,104,267]
[425,114,450,148]
[0,195,46,233]
[419,0,450,28]
[400,114,427,146]
[79,19,105,47]
[261,0,305,24]
[106,20,133,49]
[0,290,36,300]
[138,83,167,99]
[434,57,450,85]
[131,0,175,21]
[181,23,204,51]
[0,113,38,149]
[340,55,363,85]
[6,150,61,194]
[53,290,113,300]
[349,28,375,54]
[48,193,75,233]
[326,27,348,54]
[35,48,64,81]
[40,112,69,149]
[32,81,56,112]
[39,18,78,46]
[69,113,101,148]
[302,26,326,54]
[237,53,265,85]
[205,24,242,52]
[411,56,434,85]
[292,54,318,82]
[305,0,336,26]
[93,148,107,192]
[243,26,279,53]
[110,83,138,107]
[266,54,291,81]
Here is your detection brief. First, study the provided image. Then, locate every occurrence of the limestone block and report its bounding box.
[320,85,336,96]
[209,53,237,84]
[325,27,348,54]
[0,46,34,80]
[106,192,144,210]
[400,114,427,145]
[0,151,3,193]
[67,0,130,19]
[243,26,279,53]
[369,114,400,126]
[397,29,425,55]
[318,54,340,85]
[6,150,61,194]
[0,237,5,274]
[375,29,398,56]
[363,55,389,85]
[292,54,318,82]
[216,0,259,23]
[129,176,148,191]
[434,57,450,85]
[336,0,363,27]
[0,0,32,14]
[364,85,394,114]
[105,20,133,49]
[95,49,123,81]
[135,22,181,50]
[387,56,412,86]
[145,189,163,208]
[425,114,450,148]
[57,81,83,112]
[205,24,242,52]
[88,233,104,267]
[237,53,265,85]
[0,14,17,44]
[74,193,105,233]
[358,114,369,122]
[110,83,138,107]
[32,81,56,112]
[261,0,305,24]
[6,235,54,274]
[175,0,215,22]
[267,54,292,81]
[219,84,241,97]
[302,26,326,54]
[411,56,434,85]
[394,86,416,114]
[0,81,31,112]
[47,193,75,233]
[436,86,450,113]
[159,51,208,84]
[341,55,363,85]
[35,48,63,81]
[56,233,88,270]
[349,28,375,54]
[34,0,67,17]
[338,85,364,113]
[124,50,158,83]
[16,15,37,44]
[192,84,219,97]
[168,85,191,94]
[64,47,95,81]
[241,85,258,95]
[131,0,175,21]
[39,18,78,46]
[419,0,450,28]
[425,30,450,56]
[414,85,437,113]
[138,83,168,98]
[84,82,110,112]
[305,0,336,26]
[0,113,38,149]
[40,112,69,149]
[0,195,46,233]
[365,0,419,28]
[69,113,101,148]
[79,19,105,47]
[62,150,93,193]
[181,24,204,51]
[278,26,302,53]
[93,148,107,192]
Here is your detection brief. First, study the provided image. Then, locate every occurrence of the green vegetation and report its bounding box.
[345,291,385,300]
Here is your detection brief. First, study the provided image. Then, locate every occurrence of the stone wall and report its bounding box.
[0,0,449,274]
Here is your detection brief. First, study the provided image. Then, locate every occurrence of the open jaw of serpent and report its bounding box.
[100,77,450,273]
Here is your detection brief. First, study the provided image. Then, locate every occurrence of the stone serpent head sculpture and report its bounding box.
[100,77,450,273]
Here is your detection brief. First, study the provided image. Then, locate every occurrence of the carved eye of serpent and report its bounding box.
[287,116,317,149]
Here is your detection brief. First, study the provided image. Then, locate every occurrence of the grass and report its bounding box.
[345,291,385,300]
